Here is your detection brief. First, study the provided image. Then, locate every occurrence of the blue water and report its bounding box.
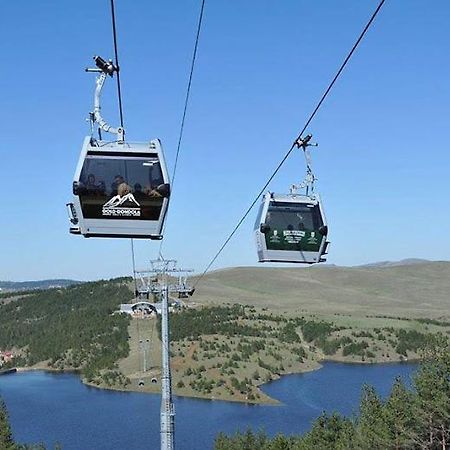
[0,362,417,450]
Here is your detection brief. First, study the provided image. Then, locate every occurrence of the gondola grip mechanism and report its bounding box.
[294,134,317,149]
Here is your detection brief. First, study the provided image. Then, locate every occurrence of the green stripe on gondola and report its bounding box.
[264,228,322,252]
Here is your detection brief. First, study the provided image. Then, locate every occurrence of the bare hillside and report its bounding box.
[192,261,450,319]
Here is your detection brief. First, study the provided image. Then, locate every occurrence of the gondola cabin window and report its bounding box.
[77,156,166,221]
[266,202,323,232]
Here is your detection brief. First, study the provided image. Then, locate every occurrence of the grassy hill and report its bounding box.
[191,261,450,319]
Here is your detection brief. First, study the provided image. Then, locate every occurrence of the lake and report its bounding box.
[0,362,417,449]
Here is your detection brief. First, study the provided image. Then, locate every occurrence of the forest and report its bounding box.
[0,280,132,385]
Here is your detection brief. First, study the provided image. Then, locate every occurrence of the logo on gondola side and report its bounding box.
[102,193,141,217]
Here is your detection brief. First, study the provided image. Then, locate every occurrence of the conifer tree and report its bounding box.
[356,385,390,449]
[0,399,15,450]
[384,377,418,449]
[413,337,450,449]
[298,412,356,450]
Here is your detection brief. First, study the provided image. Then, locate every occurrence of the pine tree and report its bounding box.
[384,377,418,449]
[297,412,356,450]
[356,385,391,449]
[269,434,295,450]
[413,337,450,449]
[214,429,270,450]
[0,399,15,450]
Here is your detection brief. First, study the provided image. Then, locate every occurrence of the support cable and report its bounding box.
[159,0,206,255]
[110,0,125,129]
[131,239,138,295]
[192,0,386,289]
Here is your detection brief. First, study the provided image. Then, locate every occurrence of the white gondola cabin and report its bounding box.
[254,192,329,264]
[68,137,170,239]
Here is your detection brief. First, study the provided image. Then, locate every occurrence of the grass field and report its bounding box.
[191,261,450,318]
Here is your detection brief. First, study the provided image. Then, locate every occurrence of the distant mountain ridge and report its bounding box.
[0,279,80,291]
[357,258,434,268]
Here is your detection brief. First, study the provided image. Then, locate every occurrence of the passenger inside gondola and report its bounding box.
[117,181,131,196]
[85,174,105,194]
[134,183,145,198]
[86,174,96,190]
[111,175,125,195]
[144,185,163,197]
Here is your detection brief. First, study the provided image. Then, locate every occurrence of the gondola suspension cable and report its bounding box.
[110,0,124,129]
[192,0,386,289]
[159,0,207,256]
[109,0,139,287]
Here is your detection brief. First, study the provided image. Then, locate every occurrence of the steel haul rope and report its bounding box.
[159,0,207,256]
[110,0,124,129]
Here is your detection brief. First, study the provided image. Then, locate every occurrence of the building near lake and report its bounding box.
[119,300,183,317]
[119,302,160,317]
[0,350,14,365]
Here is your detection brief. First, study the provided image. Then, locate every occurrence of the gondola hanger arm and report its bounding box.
[86,55,124,142]
[291,134,318,196]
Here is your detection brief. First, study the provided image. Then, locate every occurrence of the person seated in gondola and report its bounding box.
[111,174,124,195]
[86,174,96,190]
[111,175,131,197]
[133,183,147,200]
[117,181,131,196]
[85,174,105,195]
[143,183,163,198]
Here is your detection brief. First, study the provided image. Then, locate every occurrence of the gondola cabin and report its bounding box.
[67,136,170,239]
[255,192,329,264]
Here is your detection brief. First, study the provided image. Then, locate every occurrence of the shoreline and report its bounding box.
[12,356,419,405]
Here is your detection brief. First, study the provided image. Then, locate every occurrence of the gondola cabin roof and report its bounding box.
[83,137,163,156]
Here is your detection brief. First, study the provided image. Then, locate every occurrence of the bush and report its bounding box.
[342,341,369,357]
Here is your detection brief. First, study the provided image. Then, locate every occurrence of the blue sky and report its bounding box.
[0,0,449,281]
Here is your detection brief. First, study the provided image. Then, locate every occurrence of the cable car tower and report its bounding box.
[136,259,194,450]
[254,135,330,264]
